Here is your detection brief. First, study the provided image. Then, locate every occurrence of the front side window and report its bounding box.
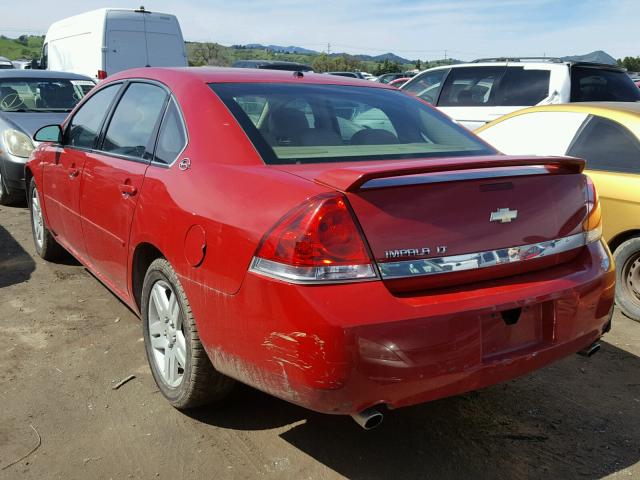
[66,83,121,149]
[570,66,640,102]
[438,66,506,107]
[211,83,495,165]
[0,78,94,112]
[101,83,168,160]
[567,116,640,173]
[402,69,449,104]
[154,98,187,165]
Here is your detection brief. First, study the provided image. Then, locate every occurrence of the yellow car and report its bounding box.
[477,102,640,321]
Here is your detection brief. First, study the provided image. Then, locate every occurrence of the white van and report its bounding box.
[41,7,187,80]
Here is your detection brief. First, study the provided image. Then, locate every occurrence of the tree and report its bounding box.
[618,56,640,72]
[374,59,402,76]
[190,42,229,67]
[415,59,422,70]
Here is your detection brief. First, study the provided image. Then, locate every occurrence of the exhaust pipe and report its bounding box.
[578,341,601,357]
[351,407,384,430]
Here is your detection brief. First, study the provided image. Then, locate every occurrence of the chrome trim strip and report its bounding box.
[360,166,549,189]
[378,232,589,279]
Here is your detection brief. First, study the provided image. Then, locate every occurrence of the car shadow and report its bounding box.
[188,341,640,479]
[0,224,36,288]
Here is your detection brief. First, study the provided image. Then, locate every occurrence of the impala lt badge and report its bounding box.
[384,245,447,259]
[490,208,518,223]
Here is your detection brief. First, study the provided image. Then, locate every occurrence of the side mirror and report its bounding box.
[30,59,40,70]
[34,124,62,143]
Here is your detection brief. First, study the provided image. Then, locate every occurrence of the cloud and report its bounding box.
[0,0,637,60]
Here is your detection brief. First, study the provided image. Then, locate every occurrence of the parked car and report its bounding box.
[325,71,365,79]
[0,57,14,70]
[41,7,187,80]
[0,70,94,205]
[388,77,410,88]
[477,102,640,322]
[12,59,32,70]
[377,72,417,84]
[232,60,313,72]
[376,72,406,83]
[401,58,640,130]
[27,68,614,429]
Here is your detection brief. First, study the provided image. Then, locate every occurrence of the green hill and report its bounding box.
[0,34,431,74]
[0,35,44,60]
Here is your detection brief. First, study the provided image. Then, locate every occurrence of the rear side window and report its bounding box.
[570,67,640,102]
[210,83,495,165]
[154,99,187,165]
[438,66,505,107]
[101,83,168,160]
[498,67,550,106]
[478,111,588,156]
[67,84,121,149]
[567,116,640,173]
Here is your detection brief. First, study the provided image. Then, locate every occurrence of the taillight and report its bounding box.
[583,176,602,244]
[250,194,378,283]
[97,70,107,80]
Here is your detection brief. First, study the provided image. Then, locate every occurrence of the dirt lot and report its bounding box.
[1,203,639,480]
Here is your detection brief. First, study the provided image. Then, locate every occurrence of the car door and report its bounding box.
[80,81,169,295]
[41,83,122,258]
[566,115,640,242]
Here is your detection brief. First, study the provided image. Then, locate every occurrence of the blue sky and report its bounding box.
[1,0,636,60]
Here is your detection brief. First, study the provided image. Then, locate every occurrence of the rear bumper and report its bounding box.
[188,241,615,415]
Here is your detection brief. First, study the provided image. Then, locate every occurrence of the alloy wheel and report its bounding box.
[31,187,44,250]
[147,280,186,388]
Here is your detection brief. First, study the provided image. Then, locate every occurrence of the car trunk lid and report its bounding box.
[276,156,589,293]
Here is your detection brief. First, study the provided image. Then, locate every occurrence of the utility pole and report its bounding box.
[444,50,447,61]
[327,42,331,55]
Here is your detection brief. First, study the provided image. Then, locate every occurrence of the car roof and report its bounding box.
[477,102,640,136]
[0,69,94,80]
[106,66,393,88]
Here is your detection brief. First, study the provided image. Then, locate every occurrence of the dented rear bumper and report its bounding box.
[188,241,615,415]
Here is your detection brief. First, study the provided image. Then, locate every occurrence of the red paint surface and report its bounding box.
[28,67,615,415]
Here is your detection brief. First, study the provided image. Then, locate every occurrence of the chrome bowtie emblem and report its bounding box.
[490,208,518,223]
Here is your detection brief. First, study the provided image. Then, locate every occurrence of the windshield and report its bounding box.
[0,78,95,112]
[210,83,495,165]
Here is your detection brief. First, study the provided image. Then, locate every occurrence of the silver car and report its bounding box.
[0,70,94,204]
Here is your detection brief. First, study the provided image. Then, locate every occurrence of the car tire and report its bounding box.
[29,177,64,261]
[613,237,640,322]
[141,258,235,409]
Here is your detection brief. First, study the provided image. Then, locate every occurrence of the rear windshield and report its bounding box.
[570,66,640,102]
[0,78,95,112]
[210,83,494,164]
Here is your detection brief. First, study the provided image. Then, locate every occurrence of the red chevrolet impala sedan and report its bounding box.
[27,68,615,429]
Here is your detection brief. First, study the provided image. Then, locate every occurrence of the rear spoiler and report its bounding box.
[314,156,585,192]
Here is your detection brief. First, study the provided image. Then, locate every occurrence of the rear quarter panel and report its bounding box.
[587,169,640,243]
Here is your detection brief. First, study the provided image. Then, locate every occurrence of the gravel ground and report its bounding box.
[1,203,639,480]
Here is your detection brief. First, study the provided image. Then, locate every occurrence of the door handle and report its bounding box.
[120,183,137,198]
[68,168,80,178]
